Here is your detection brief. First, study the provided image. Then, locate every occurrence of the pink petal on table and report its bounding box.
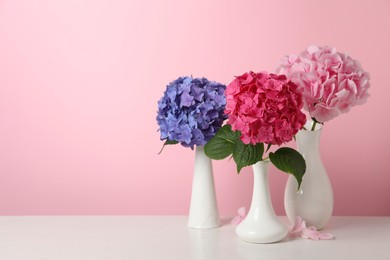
[237,207,246,218]
[289,216,335,241]
[301,227,320,240]
[292,216,303,230]
[319,233,334,240]
[290,216,307,237]
[230,215,243,225]
[231,207,246,225]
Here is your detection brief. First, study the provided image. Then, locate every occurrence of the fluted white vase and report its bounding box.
[188,146,221,229]
[284,126,333,229]
[236,161,288,243]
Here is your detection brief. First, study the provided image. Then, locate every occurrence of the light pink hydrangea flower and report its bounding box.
[225,71,306,145]
[277,46,370,123]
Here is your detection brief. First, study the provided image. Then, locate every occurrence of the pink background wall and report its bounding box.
[0,0,389,216]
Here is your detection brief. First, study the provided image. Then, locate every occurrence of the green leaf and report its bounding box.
[269,147,306,189]
[204,125,240,160]
[233,140,264,173]
[158,139,178,155]
[165,140,179,145]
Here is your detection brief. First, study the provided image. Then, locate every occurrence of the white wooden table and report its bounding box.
[0,216,389,260]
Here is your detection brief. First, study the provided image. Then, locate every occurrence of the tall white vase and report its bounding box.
[284,127,333,229]
[188,146,221,229]
[236,161,288,243]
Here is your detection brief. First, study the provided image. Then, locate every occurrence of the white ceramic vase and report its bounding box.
[188,145,221,229]
[236,161,288,243]
[284,126,333,229]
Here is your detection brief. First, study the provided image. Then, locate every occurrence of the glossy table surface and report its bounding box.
[0,216,389,260]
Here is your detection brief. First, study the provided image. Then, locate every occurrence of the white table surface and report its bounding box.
[0,216,389,260]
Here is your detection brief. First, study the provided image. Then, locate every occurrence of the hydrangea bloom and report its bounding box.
[157,76,227,149]
[277,45,370,123]
[225,71,306,146]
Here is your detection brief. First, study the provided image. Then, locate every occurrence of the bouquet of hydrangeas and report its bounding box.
[156,76,227,150]
[205,71,307,187]
[277,45,370,130]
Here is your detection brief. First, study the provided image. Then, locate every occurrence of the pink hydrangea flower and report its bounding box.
[225,71,306,145]
[277,46,370,123]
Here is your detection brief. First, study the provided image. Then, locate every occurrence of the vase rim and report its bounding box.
[253,160,271,166]
[301,127,323,133]
[303,120,323,132]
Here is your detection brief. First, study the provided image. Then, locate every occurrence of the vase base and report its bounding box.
[188,216,221,229]
[187,223,221,230]
[235,220,288,244]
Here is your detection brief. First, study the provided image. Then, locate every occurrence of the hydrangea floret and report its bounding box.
[157,76,227,150]
[225,71,307,145]
[277,45,370,129]
[205,71,307,188]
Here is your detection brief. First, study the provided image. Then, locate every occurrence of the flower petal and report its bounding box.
[237,207,246,218]
[301,227,320,240]
[230,215,243,225]
[276,45,371,122]
[319,233,334,240]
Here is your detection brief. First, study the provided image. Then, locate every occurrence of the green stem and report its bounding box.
[265,143,272,153]
[311,121,317,131]
[157,144,165,155]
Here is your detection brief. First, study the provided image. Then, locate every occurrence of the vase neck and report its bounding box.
[296,129,322,154]
[248,161,274,215]
[195,145,205,155]
[194,145,212,172]
[195,145,209,163]
[189,145,220,228]
[252,161,270,177]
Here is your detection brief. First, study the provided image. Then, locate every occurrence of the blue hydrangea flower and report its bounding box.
[157,76,227,149]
